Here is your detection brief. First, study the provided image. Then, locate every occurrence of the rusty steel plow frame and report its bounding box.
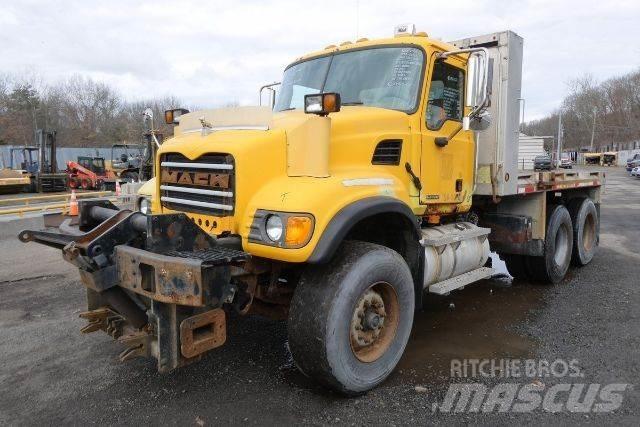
[19,198,249,372]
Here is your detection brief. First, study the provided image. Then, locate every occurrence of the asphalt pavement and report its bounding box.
[0,167,638,425]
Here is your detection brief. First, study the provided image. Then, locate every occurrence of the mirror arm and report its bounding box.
[434,123,463,147]
[259,82,281,107]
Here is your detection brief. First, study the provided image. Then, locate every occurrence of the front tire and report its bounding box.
[288,241,415,395]
[81,179,92,190]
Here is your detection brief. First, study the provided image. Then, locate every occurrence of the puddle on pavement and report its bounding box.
[282,253,547,391]
[391,253,545,386]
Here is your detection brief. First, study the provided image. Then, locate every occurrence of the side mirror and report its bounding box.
[463,111,492,131]
[465,51,488,112]
[259,82,281,108]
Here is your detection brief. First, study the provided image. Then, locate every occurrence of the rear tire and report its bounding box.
[567,198,598,266]
[81,179,92,190]
[288,241,414,396]
[526,205,573,284]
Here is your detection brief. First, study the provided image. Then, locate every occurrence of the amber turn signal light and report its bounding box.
[164,108,190,125]
[285,216,314,247]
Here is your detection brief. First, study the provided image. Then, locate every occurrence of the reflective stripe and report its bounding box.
[160,161,233,170]
[160,185,232,198]
[183,125,268,133]
[160,196,233,211]
[342,178,394,187]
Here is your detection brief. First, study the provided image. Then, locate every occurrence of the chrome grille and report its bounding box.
[160,153,235,216]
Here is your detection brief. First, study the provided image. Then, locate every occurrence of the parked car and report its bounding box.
[627,158,640,172]
[631,166,640,178]
[559,154,573,169]
[626,153,640,171]
[534,154,553,171]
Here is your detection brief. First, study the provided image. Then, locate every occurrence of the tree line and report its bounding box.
[3,67,639,151]
[523,68,640,151]
[0,73,182,147]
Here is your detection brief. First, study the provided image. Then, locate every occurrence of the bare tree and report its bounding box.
[525,68,640,151]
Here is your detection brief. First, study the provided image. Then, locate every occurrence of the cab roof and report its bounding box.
[291,34,459,65]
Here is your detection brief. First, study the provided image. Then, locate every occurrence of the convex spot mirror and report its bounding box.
[463,111,492,132]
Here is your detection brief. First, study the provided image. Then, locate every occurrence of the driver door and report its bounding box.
[419,54,474,210]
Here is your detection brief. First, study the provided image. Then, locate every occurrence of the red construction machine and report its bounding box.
[66,156,114,190]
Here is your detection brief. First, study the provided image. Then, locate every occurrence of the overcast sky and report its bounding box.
[1,0,638,120]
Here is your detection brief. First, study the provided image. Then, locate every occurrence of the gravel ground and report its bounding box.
[0,167,638,425]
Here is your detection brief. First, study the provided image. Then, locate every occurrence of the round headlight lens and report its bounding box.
[265,214,283,242]
[139,197,151,215]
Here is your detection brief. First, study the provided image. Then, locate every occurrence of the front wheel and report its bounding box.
[81,179,92,190]
[288,241,415,395]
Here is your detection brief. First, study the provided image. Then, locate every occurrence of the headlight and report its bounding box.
[265,215,283,241]
[138,197,152,215]
[304,93,341,116]
[250,210,315,248]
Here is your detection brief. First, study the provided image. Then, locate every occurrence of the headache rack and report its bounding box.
[160,153,235,217]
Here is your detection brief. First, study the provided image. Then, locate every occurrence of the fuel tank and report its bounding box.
[420,222,491,289]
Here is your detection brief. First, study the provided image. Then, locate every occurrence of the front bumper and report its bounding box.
[19,198,250,372]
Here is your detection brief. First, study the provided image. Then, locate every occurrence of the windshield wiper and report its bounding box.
[279,107,297,111]
[342,102,364,105]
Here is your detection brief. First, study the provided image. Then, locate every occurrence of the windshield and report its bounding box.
[275,46,424,113]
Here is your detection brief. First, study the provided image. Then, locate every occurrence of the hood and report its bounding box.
[173,106,273,137]
[272,106,409,134]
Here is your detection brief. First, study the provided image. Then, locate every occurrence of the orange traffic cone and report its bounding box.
[69,190,79,216]
[115,180,122,197]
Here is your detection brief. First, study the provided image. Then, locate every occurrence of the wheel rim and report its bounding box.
[554,224,570,265]
[582,212,596,252]
[349,282,399,363]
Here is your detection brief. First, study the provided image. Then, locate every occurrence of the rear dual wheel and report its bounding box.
[288,241,414,395]
[504,199,598,284]
[567,198,598,266]
[527,205,573,284]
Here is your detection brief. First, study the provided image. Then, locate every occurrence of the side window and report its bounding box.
[79,158,91,169]
[426,61,464,130]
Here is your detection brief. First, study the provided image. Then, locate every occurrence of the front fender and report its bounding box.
[307,196,420,263]
[241,173,416,263]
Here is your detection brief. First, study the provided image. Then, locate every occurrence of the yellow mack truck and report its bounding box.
[20,28,602,395]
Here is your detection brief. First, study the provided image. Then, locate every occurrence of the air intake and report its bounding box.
[372,140,402,165]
